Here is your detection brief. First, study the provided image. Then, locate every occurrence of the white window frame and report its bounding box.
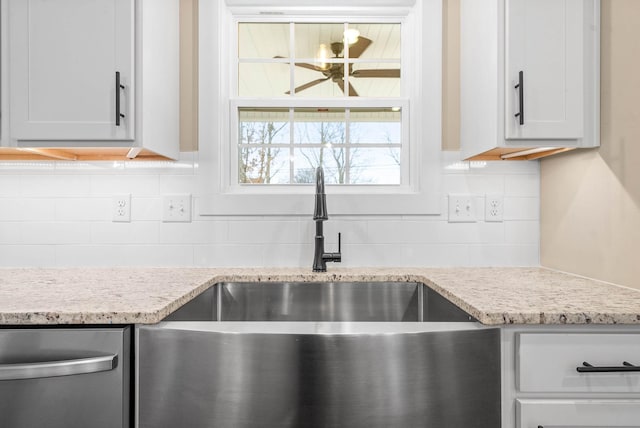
[198,0,442,216]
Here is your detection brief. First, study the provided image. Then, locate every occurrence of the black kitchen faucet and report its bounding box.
[312,167,341,272]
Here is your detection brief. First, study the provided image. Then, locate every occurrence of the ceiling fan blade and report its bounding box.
[352,69,401,78]
[336,79,359,97]
[274,56,325,72]
[347,37,372,59]
[285,77,330,95]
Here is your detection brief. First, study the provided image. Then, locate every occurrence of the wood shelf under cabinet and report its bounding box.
[0,147,174,162]
[466,147,576,161]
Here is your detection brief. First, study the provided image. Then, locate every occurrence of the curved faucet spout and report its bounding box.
[313,167,328,221]
[315,167,325,194]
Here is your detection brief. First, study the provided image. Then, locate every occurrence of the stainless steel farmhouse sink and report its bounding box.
[137,282,500,428]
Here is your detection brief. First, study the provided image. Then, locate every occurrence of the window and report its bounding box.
[235,21,405,187]
[237,107,403,185]
[198,0,442,215]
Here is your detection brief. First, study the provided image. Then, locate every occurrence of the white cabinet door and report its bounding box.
[517,399,640,428]
[518,333,640,393]
[9,0,134,141]
[505,0,584,140]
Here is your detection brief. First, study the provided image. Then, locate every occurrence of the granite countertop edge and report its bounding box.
[1,267,639,326]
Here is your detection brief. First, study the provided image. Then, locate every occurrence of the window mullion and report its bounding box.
[345,108,351,185]
[289,22,295,95]
[289,107,295,183]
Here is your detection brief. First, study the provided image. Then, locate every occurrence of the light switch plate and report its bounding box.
[162,194,192,222]
[448,194,476,223]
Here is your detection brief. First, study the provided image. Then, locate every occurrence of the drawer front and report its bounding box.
[518,333,640,393]
[517,399,640,428]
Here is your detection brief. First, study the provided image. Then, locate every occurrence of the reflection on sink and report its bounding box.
[164,282,475,322]
[142,282,498,428]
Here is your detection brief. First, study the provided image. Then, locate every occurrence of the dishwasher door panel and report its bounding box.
[0,327,130,428]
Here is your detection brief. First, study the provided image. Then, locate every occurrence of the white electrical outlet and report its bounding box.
[485,194,504,222]
[162,194,192,222]
[112,194,131,222]
[448,194,476,222]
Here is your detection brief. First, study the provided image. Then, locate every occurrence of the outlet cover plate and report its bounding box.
[485,194,504,222]
[162,194,192,222]
[112,194,131,222]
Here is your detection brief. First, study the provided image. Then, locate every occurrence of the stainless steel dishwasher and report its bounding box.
[138,282,500,428]
[0,326,131,428]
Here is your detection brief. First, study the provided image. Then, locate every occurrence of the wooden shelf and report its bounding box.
[464,147,575,161]
[0,148,174,161]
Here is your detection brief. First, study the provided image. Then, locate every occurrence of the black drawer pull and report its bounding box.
[514,70,524,125]
[577,361,640,373]
[115,71,126,126]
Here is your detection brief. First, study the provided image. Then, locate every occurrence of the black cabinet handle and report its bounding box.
[115,71,126,126]
[514,70,524,125]
[577,361,640,373]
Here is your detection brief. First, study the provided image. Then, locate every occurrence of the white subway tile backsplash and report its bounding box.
[21,175,91,198]
[159,221,227,245]
[55,198,111,222]
[90,222,159,245]
[467,244,539,266]
[0,155,542,267]
[194,244,264,266]
[505,221,540,245]
[505,174,540,197]
[21,222,92,245]
[131,198,162,222]
[262,243,313,267]
[443,174,505,195]
[0,176,23,196]
[0,222,23,244]
[90,175,159,196]
[0,245,56,267]
[55,244,194,267]
[159,175,197,193]
[402,244,471,267]
[504,197,540,220]
[228,220,301,244]
[0,198,56,221]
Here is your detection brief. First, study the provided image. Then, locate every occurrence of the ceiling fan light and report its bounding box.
[315,43,330,70]
[343,29,360,45]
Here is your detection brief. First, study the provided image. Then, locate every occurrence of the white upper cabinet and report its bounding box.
[460,0,600,161]
[506,0,584,140]
[9,0,134,141]
[2,0,180,160]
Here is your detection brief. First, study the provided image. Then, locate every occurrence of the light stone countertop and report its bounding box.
[0,267,639,325]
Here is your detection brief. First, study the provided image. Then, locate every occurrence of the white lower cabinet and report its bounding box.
[518,333,640,393]
[503,327,640,428]
[518,399,640,427]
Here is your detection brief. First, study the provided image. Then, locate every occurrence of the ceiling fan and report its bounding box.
[277,36,400,96]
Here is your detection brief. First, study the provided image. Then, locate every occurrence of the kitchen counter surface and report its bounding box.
[0,267,639,325]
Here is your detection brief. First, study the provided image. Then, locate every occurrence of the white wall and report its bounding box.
[540,0,640,290]
[0,151,539,268]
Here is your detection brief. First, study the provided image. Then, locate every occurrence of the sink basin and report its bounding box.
[139,282,499,428]
[164,281,475,322]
